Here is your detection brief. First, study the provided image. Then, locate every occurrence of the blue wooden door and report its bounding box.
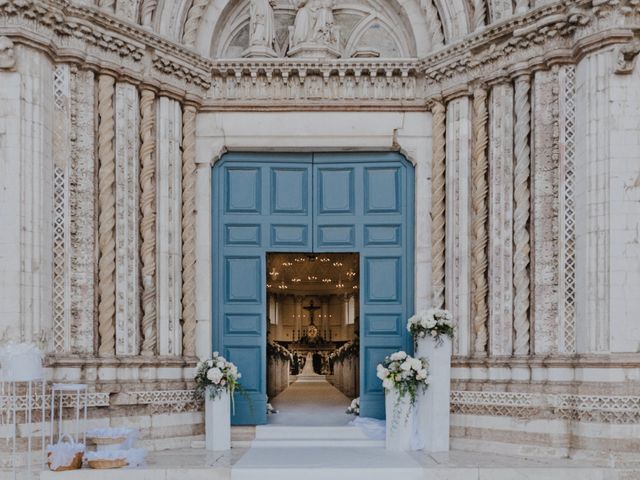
[213,153,313,425]
[314,153,414,419]
[214,152,413,424]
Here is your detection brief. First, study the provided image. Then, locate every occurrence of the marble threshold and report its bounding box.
[20,446,637,480]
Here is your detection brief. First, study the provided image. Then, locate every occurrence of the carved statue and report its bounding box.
[289,0,339,58]
[0,36,16,70]
[249,0,276,49]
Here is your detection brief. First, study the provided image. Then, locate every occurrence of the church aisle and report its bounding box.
[269,376,352,426]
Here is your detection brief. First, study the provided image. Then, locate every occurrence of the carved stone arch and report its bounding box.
[212,1,250,58]
[432,0,471,42]
[155,0,192,42]
[344,13,412,58]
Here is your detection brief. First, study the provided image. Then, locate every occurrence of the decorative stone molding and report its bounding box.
[0,36,15,70]
[156,97,183,357]
[431,100,446,309]
[512,72,531,356]
[0,392,110,411]
[115,83,141,356]
[52,64,72,354]
[70,69,97,354]
[470,87,488,355]
[132,389,200,413]
[181,105,197,357]
[614,40,640,74]
[183,0,209,47]
[97,74,117,356]
[558,65,576,354]
[451,390,640,425]
[487,82,514,356]
[140,88,158,357]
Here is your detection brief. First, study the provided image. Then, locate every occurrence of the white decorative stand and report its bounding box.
[385,390,413,451]
[50,383,88,445]
[416,335,452,452]
[204,387,231,451]
[0,343,46,478]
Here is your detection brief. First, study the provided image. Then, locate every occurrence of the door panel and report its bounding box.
[314,153,414,419]
[214,152,413,424]
[213,153,313,425]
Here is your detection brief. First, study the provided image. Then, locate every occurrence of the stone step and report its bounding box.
[254,425,369,440]
[250,439,385,448]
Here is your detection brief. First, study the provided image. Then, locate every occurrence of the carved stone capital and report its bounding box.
[0,36,16,70]
[614,40,640,74]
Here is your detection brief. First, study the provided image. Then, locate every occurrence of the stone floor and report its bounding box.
[268,374,352,426]
[29,446,639,480]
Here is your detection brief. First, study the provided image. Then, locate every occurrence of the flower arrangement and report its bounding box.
[346,397,360,416]
[329,339,359,364]
[377,351,429,405]
[377,351,429,431]
[194,352,242,401]
[407,308,454,345]
[267,341,294,362]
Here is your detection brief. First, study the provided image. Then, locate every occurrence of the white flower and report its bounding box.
[207,367,223,384]
[390,351,407,362]
[216,361,225,369]
[382,378,395,390]
[416,369,428,381]
[207,360,214,367]
[400,360,412,371]
[409,358,422,371]
[376,365,390,380]
[430,330,438,337]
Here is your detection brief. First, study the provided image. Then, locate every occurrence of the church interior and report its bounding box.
[266,253,360,425]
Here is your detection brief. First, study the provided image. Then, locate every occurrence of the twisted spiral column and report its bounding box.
[97,74,116,356]
[141,0,158,27]
[423,0,444,49]
[183,0,209,47]
[139,89,157,356]
[513,74,531,356]
[471,88,489,355]
[474,0,486,30]
[181,106,197,357]
[431,100,447,309]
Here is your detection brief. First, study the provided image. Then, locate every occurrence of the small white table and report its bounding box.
[50,383,88,445]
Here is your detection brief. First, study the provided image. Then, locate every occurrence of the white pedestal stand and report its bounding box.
[416,335,452,452]
[205,387,231,451]
[385,390,413,451]
[50,383,88,445]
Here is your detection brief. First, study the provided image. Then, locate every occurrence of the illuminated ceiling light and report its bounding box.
[269,269,280,278]
[353,285,359,290]
[282,262,293,267]
[292,278,302,283]
[333,261,343,267]
[320,257,331,263]
[294,257,306,263]
[346,270,356,279]
[322,278,333,283]
[307,275,318,281]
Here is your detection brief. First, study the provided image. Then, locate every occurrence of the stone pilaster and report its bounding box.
[70,69,96,354]
[575,50,640,353]
[487,82,514,356]
[470,88,489,355]
[513,72,532,356]
[140,88,157,356]
[0,46,54,345]
[156,97,183,356]
[97,74,117,356]
[531,69,560,354]
[115,83,141,356]
[445,96,472,357]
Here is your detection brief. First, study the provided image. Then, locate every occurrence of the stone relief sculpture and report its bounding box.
[0,36,16,70]
[244,0,278,58]
[288,0,340,58]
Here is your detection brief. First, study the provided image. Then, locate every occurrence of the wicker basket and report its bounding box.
[47,451,83,472]
[87,458,128,469]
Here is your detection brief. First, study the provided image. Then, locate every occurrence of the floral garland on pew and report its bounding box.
[328,339,359,365]
[267,341,294,362]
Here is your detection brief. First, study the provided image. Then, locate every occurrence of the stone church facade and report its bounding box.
[1,0,640,463]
